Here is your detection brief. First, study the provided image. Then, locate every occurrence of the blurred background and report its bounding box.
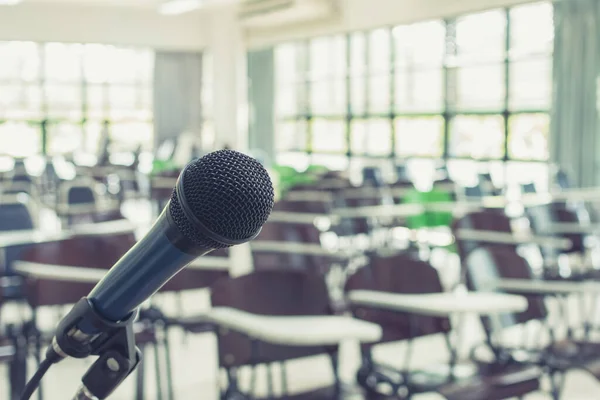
[2,1,600,400]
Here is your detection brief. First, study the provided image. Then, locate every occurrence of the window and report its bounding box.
[0,41,154,157]
[450,115,505,159]
[395,117,444,157]
[273,2,553,163]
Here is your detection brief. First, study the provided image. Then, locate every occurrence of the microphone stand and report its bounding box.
[51,298,141,400]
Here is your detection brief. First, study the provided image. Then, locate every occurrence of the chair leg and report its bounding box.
[280,362,288,398]
[162,328,175,400]
[549,370,565,400]
[34,328,43,400]
[267,363,274,399]
[328,351,341,398]
[135,345,146,400]
[153,341,164,400]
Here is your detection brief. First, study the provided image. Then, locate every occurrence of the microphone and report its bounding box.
[50,149,275,358]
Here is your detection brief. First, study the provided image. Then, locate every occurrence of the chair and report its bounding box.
[346,253,542,400]
[0,196,36,275]
[211,269,359,399]
[0,282,28,400]
[17,232,166,400]
[465,245,600,399]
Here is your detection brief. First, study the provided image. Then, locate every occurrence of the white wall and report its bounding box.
[0,3,209,50]
[247,0,536,48]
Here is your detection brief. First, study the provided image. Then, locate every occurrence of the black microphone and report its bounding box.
[50,149,274,358]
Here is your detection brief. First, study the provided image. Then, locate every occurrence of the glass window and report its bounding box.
[310,78,346,115]
[0,42,40,82]
[394,21,445,67]
[276,120,308,152]
[509,58,552,110]
[309,35,346,80]
[350,33,367,76]
[0,121,41,157]
[395,116,444,157]
[84,121,104,155]
[108,86,143,120]
[86,84,107,120]
[350,75,366,115]
[45,84,82,119]
[0,84,42,119]
[276,84,298,116]
[110,122,154,151]
[368,73,391,113]
[350,119,392,156]
[275,43,300,84]
[396,68,444,112]
[44,43,83,83]
[449,115,505,159]
[369,29,391,74]
[510,2,554,58]
[452,64,505,111]
[455,10,506,62]
[508,113,549,160]
[47,122,83,155]
[311,119,346,153]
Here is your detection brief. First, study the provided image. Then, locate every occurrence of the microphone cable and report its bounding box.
[20,347,61,400]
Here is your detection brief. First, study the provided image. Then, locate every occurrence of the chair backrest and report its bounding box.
[452,210,514,262]
[345,253,451,344]
[211,269,332,367]
[465,245,547,333]
[0,198,36,274]
[19,232,136,307]
[527,205,584,254]
[252,222,331,274]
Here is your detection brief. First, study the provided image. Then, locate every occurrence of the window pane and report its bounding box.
[0,122,41,157]
[310,153,349,170]
[455,10,506,62]
[350,75,366,114]
[310,79,346,115]
[276,84,297,116]
[452,64,505,111]
[87,84,107,120]
[350,33,367,76]
[47,122,83,155]
[44,43,83,82]
[45,84,82,119]
[394,21,445,67]
[0,42,40,82]
[109,86,149,120]
[369,29,391,74]
[509,58,552,110]
[396,68,443,112]
[508,113,549,160]
[276,120,308,152]
[449,115,505,159]
[510,2,554,58]
[83,44,112,84]
[309,35,346,80]
[368,74,391,113]
[110,122,154,151]
[311,119,346,153]
[275,43,300,83]
[351,119,392,156]
[395,116,444,157]
[84,121,104,155]
[0,84,42,119]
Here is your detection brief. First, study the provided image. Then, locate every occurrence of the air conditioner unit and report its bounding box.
[239,0,337,29]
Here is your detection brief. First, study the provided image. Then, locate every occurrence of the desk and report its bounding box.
[490,278,600,295]
[13,261,105,284]
[0,230,71,249]
[204,307,382,346]
[455,229,572,250]
[188,256,230,271]
[348,291,528,317]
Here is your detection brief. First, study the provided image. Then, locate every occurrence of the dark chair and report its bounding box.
[18,232,166,400]
[211,269,352,399]
[465,245,600,399]
[0,197,36,275]
[452,210,515,267]
[346,253,541,400]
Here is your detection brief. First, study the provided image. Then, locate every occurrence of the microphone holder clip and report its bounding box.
[53,298,141,400]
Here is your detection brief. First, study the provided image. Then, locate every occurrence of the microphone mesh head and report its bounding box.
[169,150,274,248]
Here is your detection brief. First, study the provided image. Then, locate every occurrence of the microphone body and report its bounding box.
[84,208,210,328]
